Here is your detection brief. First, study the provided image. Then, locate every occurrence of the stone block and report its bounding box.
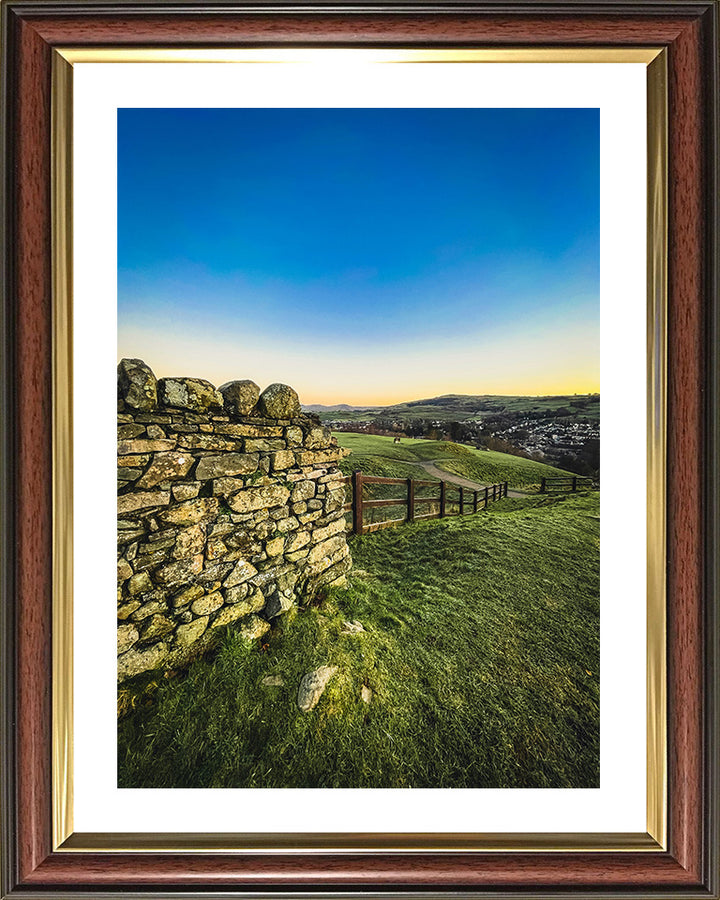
[117,491,171,516]
[285,425,303,446]
[117,600,141,620]
[265,535,285,557]
[218,380,260,416]
[291,480,316,502]
[197,561,234,583]
[224,559,258,588]
[173,524,205,559]
[228,484,290,514]
[225,587,265,616]
[285,548,309,563]
[304,426,332,449]
[136,451,194,489]
[117,642,169,681]
[196,452,258,480]
[117,454,150,468]
[176,434,240,452]
[215,423,283,438]
[128,571,152,596]
[117,358,157,411]
[117,423,145,440]
[285,530,310,553]
[244,438,287,453]
[295,449,342,467]
[172,482,201,501]
[175,616,209,648]
[271,450,295,471]
[206,538,228,560]
[160,497,219,526]
[191,590,224,616]
[171,583,205,608]
[158,377,224,411]
[117,439,176,455]
[312,517,345,544]
[155,553,204,587]
[140,613,175,642]
[117,623,139,654]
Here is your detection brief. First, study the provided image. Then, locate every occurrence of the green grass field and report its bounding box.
[335,433,570,491]
[118,493,600,789]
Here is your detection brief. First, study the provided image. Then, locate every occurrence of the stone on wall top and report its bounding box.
[117,358,157,411]
[118,359,303,420]
[219,380,260,416]
[258,383,301,419]
[158,377,224,412]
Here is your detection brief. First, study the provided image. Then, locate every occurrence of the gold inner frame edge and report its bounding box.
[51,45,668,854]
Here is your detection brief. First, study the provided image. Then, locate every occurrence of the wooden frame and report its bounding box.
[1,1,718,896]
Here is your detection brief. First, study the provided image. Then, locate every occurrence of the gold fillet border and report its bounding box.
[51,48,74,857]
[51,46,667,854]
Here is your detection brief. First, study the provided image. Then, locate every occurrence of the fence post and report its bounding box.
[504,481,508,497]
[484,486,489,508]
[459,487,464,515]
[352,470,364,535]
[474,490,478,513]
[492,484,497,501]
[540,477,546,494]
[407,478,415,523]
[440,481,446,518]
[572,476,577,492]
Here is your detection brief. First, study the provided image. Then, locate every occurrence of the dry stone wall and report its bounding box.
[117,358,351,683]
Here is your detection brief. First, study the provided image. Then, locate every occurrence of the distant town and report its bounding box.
[307,393,600,479]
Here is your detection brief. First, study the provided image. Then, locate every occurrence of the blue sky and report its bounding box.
[118,107,599,404]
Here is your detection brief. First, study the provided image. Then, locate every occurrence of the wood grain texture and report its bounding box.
[12,11,54,886]
[21,12,694,44]
[15,850,702,888]
[4,2,715,894]
[666,14,706,882]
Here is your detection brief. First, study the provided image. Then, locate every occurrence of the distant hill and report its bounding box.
[302,403,379,413]
[308,393,599,424]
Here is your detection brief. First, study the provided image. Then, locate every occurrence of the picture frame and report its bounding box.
[1,1,718,896]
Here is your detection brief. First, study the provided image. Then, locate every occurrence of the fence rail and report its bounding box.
[341,471,509,535]
[540,475,594,494]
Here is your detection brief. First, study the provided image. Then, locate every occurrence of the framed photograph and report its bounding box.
[1,2,718,897]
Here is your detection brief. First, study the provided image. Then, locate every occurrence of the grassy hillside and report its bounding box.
[118,493,600,789]
[335,433,570,490]
[434,450,570,491]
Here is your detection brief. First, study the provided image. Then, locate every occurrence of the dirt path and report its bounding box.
[372,455,529,498]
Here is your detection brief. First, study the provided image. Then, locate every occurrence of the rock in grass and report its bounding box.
[361,685,373,704]
[261,674,284,687]
[341,620,364,634]
[297,665,337,712]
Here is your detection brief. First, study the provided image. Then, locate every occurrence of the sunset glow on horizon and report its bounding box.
[118,108,599,404]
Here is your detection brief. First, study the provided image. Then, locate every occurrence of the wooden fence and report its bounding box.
[341,472,509,535]
[540,475,594,494]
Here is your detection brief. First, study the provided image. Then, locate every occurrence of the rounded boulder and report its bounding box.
[258,383,301,419]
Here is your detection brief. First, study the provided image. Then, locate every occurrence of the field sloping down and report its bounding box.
[119,492,600,789]
[335,433,572,490]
